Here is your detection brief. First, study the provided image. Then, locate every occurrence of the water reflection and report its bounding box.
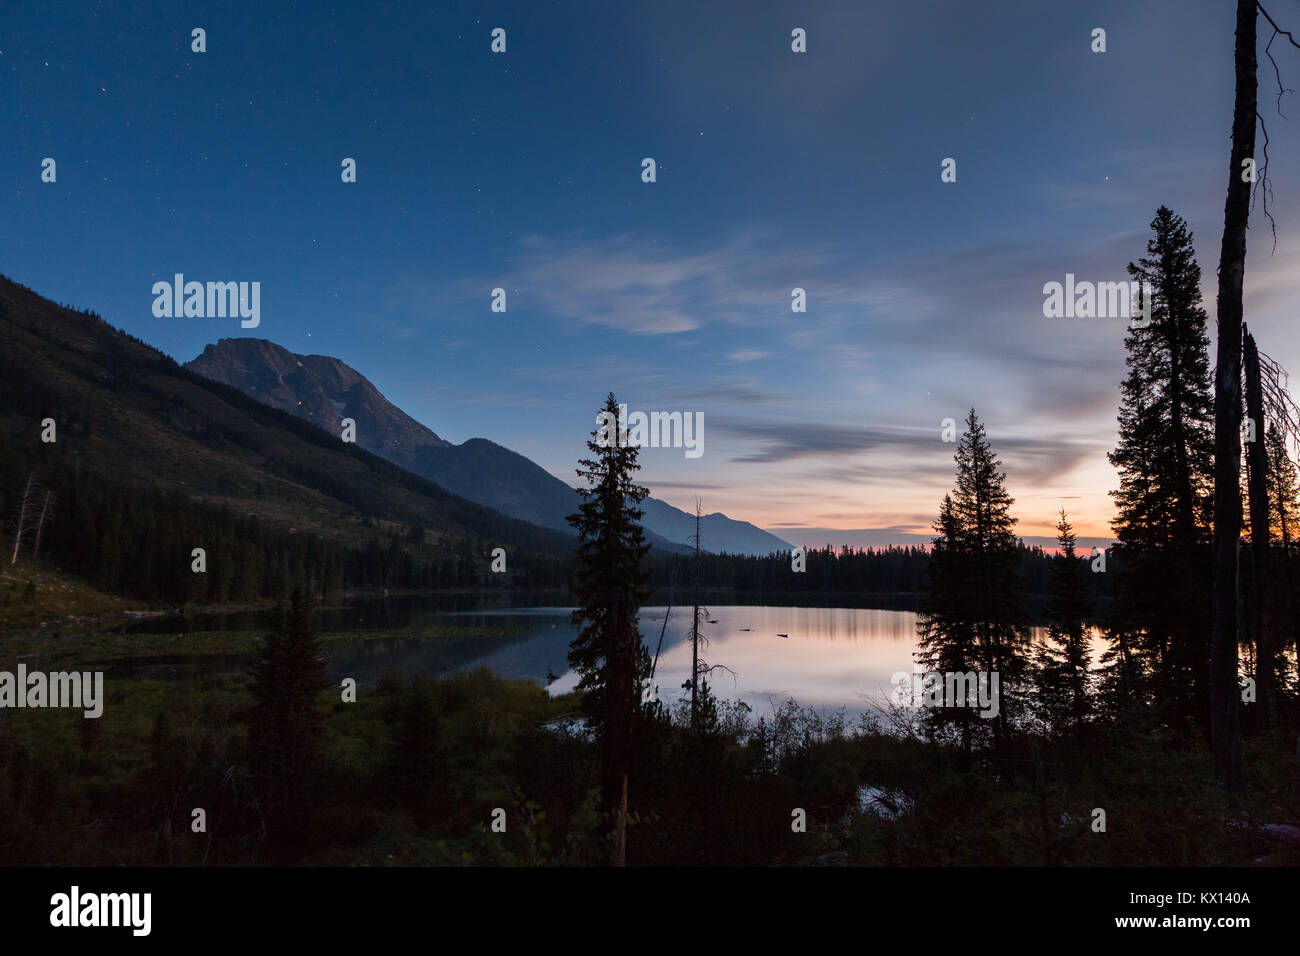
[113,601,1101,721]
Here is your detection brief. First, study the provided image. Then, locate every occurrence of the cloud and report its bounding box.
[712,416,1107,490]
[717,420,921,463]
[645,480,729,490]
[378,191,1279,534]
[661,381,791,405]
[505,232,789,335]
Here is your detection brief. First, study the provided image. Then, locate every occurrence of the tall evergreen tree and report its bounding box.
[1264,424,1300,691]
[249,587,328,818]
[917,410,1029,755]
[916,493,979,757]
[1265,424,1300,544]
[1034,511,1094,738]
[391,676,441,822]
[1107,206,1215,727]
[567,392,652,866]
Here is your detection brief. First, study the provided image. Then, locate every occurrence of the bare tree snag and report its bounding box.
[1210,0,1256,803]
[10,470,35,565]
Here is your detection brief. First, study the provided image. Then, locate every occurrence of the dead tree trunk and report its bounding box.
[33,491,53,557]
[1244,330,1274,729]
[9,470,35,565]
[1210,0,1255,803]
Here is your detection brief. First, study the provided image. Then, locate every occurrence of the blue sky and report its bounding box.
[4,0,1299,548]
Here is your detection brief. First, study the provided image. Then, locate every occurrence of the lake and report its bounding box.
[112,599,1090,720]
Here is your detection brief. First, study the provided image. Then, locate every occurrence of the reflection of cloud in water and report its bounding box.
[433,605,936,720]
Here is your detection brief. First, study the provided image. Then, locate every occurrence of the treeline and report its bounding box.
[0,451,572,606]
[647,542,1116,611]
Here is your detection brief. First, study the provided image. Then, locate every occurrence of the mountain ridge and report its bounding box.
[186,337,793,555]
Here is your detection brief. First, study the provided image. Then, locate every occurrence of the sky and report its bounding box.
[3,0,1300,551]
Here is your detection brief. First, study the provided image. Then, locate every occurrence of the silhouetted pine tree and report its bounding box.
[1265,425,1300,692]
[249,587,327,821]
[916,493,980,757]
[566,392,652,866]
[917,410,1029,755]
[1265,425,1300,545]
[1034,511,1094,738]
[391,676,441,821]
[1107,206,1214,728]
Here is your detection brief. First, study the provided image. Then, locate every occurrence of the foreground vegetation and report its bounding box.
[1,661,1296,866]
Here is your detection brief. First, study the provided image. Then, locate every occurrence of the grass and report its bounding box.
[0,560,527,664]
[1,621,528,665]
[0,562,141,632]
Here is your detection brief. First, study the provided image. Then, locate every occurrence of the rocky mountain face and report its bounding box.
[187,338,452,470]
[186,338,792,556]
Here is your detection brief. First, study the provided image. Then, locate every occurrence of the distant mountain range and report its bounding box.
[186,338,793,555]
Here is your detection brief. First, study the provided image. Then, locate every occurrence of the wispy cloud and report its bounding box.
[507,232,788,335]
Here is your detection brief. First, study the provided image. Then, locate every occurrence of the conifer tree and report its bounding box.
[917,410,1029,754]
[1107,206,1215,726]
[1265,424,1300,690]
[392,676,440,821]
[917,493,979,756]
[1035,511,1094,737]
[250,587,327,817]
[1265,425,1300,544]
[567,392,652,866]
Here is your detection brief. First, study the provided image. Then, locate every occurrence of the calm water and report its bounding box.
[547,605,922,719]
[113,602,1084,720]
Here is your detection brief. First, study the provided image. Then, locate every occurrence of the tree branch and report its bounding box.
[1257,3,1300,52]
[1253,110,1278,252]
[1264,27,1294,115]
[1254,3,1298,253]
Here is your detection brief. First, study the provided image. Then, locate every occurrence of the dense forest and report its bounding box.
[649,541,1116,613]
[0,449,575,603]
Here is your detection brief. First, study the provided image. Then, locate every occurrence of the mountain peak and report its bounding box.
[186,338,452,462]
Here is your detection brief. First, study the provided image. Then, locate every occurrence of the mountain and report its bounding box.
[638,497,792,555]
[186,338,793,555]
[0,275,575,563]
[185,337,452,466]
